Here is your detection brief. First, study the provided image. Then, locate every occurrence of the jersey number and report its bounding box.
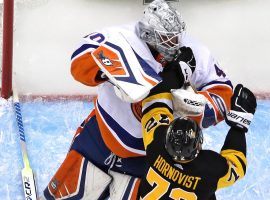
[142,168,198,200]
[228,167,240,182]
[214,64,226,77]
[145,114,170,132]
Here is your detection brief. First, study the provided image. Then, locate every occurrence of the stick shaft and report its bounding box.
[13,88,38,200]
[13,95,30,168]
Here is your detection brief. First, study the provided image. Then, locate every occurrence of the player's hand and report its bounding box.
[226,84,257,132]
[160,61,185,88]
[149,61,184,96]
[171,46,196,86]
[149,47,196,96]
[95,70,109,82]
[177,46,196,73]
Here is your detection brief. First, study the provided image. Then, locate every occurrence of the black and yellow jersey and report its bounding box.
[139,93,247,200]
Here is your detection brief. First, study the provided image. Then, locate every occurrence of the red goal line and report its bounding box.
[13,92,270,102]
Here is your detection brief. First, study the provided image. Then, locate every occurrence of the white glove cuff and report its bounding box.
[227,110,254,129]
[179,61,192,83]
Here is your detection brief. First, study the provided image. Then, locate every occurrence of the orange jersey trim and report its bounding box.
[130,178,141,200]
[191,85,233,126]
[199,84,232,121]
[94,100,144,158]
[71,53,105,86]
[47,150,84,198]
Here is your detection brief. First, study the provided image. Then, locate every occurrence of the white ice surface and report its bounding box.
[0,98,269,199]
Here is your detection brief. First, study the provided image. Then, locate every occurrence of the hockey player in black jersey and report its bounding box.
[138,83,257,200]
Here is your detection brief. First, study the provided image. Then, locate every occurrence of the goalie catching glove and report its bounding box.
[226,84,257,132]
[171,85,208,117]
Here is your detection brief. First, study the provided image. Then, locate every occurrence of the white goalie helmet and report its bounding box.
[138,0,186,61]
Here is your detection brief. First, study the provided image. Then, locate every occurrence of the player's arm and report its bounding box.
[141,62,185,149]
[171,82,233,129]
[142,92,174,149]
[170,46,233,129]
[70,33,108,87]
[195,80,233,128]
[193,53,233,128]
[217,84,257,189]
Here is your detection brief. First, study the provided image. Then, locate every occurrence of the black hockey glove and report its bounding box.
[148,47,196,96]
[176,46,196,73]
[95,70,109,82]
[226,84,257,132]
[161,61,185,88]
[149,62,185,96]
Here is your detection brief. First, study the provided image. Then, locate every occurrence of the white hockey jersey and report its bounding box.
[71,23,233,158]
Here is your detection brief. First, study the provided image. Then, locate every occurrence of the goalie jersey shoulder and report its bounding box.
[71,24,162,89]
[182,35,232,90]
[71,24,163,73]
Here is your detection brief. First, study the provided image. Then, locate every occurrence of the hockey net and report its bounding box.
[0,0,268,100]
[0,0,49,99]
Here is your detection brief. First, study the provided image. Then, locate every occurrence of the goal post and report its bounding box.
[0,0,268,99]
[1,0,14,99]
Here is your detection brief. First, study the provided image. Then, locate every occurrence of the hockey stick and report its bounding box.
[13,87,38,200]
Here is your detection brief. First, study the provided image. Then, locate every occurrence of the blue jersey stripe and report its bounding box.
[71,44,99,60]
[202,104,216,128]
[105,41,142,85]
[97,101,145,151]
[133,50,162,82]
[122,177,136,200]
[198,80,233,91]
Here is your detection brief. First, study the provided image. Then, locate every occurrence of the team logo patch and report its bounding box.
[98,51,113,66]
[92,46,127,76]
